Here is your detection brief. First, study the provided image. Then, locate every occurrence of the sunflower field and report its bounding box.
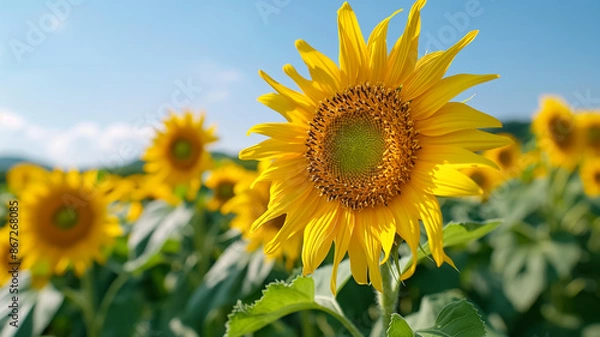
[1,1,599,337]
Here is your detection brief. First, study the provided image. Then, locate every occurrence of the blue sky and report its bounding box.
[0,0,599,167]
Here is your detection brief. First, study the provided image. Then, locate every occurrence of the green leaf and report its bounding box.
[387,314,414,337]
[225,276,354,337]
[225,277,318,337]
[401,220,501,274]
[181,241,273,332]
[125,201,194,274]
[416,300,486,337]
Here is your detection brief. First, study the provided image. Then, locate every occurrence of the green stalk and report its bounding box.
[378,263,399,336]
[95,271,131,330]
[81,270,98,337]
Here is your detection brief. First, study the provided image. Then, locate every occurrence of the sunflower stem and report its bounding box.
[81,269,99,337]
[95,270,131,331]
[378,263,399,336]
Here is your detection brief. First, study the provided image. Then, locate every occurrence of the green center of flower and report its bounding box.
[306,83,419,210]
[328,113,385,179]
[549,115,574,149]
[53,207,79,230]
[172,139,193,160]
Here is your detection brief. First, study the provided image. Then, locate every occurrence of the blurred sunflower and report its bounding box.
[222,163,302,269]
[143,111,217,201]
[532,97,581,170]
[576,112,600,157]
[205,162,254,212]
[21,170,122,276]
[240,0,508,292]
[580,159,600,197]
[0,226,15,287]
[461,167,505,201]
[519,149,548,179]
[6,163,48,194]
[483,133,521,177]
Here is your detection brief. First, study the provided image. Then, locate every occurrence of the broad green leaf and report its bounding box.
[126,202,194,274]
[312,259,352,297]
[387,314,414,337]
[181,241,273,332]
[225,276,350,337]
[405,290,464,331]
[401,220,501,274]
[416,300,486,337]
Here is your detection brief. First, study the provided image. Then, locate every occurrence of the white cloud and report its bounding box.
[0,109,153,168]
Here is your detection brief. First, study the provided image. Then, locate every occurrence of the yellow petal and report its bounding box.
[420,130,513,152]
[411,74,499,120]
[385,0,426,86]
[403,31,479,100]
[302,202,338,274]
[417,102,501,136]
[331,210,354,294]
[366,8,403,83]
[337,2,368,85]
[295,39,342,95]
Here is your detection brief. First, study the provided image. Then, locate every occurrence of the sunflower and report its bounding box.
[576,112,600,158]
[205,162,254,212]
[222,163,302,269]
[483,133,521,178]
[0,226,16,287]
[6,163,49,195]
[519,149,548,179]
[580,159,600,197]
[20,170,122,276]
[532,96,581,171]
[240,0,508,292]
[143,111,217,201]
[461,167,505,201]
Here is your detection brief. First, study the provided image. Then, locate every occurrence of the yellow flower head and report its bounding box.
[576,111,600,157]
[461,167,506,201]
[6,163,49,195]
[205,161,255,212]
[240,1,508,292]
[20,170,123,276]
[222,162,302,269]
[143,111,218,201]
[580,158,600,198]
[0,226,15,287]
[532,96,582,171]
[483,133,521,178]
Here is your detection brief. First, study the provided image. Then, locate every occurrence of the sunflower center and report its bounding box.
[172,139,194,160]
[306,83,419,210]
[498,149,513,168]
[588,125,600,149]
[469,171,487,187]
[53,207,79,230]
[549,116,574,149]
[594,171,600,184]
[216,181,235,201]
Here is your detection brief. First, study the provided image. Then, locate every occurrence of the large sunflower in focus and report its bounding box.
[205,162,254,212]
[143,111,217,201]
[576,112,600,157]
[240,0,508,292]
[532,97,581,170]
[21,170,122,276]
